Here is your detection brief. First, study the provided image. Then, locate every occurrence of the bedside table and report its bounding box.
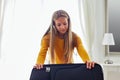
[102,64,120,80]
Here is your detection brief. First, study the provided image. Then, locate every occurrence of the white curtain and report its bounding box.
[0,0,5,58]
[0,0,84,80]
[0,0,44,80]
[81,0,97,60]
[78,0,106,62]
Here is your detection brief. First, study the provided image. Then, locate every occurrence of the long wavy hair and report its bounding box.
[43,10,73,64]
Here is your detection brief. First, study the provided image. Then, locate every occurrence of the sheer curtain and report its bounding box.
[78,0,106,62]
[78,0,97,60]
[0,0,84,80]
[0,0,5,58]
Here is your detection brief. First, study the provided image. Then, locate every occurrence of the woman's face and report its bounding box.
[54,17,68,35]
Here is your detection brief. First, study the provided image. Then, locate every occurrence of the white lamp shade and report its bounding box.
[102,33,115,45]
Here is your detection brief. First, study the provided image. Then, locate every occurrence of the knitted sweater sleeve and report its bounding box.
[36,35,49,64]
[74,33,90,62]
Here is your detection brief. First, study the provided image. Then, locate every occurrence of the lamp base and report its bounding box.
[104,59,113,64]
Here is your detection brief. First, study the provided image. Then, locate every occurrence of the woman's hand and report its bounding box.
[34,64,43,69]
[85,61,95,69]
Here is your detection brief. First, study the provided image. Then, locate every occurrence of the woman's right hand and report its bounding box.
[34,64,43,69]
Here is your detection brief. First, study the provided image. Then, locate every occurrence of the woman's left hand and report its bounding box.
[85,61,95,69]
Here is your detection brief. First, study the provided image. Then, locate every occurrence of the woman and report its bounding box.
[34,10,95,69]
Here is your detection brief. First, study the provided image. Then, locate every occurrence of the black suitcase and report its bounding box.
[29,63,104,80]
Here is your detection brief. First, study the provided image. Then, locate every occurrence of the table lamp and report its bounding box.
[102,33,115,64]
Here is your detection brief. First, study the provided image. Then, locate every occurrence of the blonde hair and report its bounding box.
[43,10,73,64]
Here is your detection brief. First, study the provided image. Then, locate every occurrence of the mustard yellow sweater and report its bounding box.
[36,32,90,64]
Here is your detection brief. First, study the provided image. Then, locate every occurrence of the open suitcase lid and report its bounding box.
[30,63,104,80]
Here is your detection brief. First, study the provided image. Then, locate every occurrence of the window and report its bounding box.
[0,0,85,80]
